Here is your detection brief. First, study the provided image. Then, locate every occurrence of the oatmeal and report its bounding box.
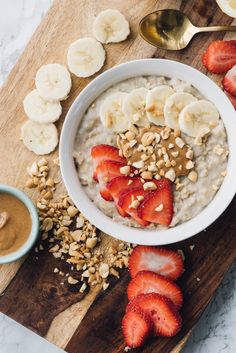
[74,76,228,228]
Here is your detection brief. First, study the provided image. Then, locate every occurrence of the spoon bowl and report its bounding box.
[139,9,236,50]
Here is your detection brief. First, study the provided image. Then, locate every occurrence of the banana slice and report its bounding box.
[179,100,219,137]
[100,92,128,132]
[146,85,175,126]
[35,64,71,102]
[93,9,130,44]
[122,88,149,127]
[164,92,197,130]
[21,121,58,155]
[23,89,62,124]
[67,38,105,78]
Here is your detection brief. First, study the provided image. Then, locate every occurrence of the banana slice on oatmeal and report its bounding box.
[179,100,219,137]
[164,92,197,130]
[100,92,128,132]
[146,85,175,126]
[122,87,149,127]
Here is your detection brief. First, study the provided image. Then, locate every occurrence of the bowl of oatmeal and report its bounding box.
[60,59,236,245]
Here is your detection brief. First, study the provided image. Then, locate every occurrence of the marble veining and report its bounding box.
[0,1,236,352]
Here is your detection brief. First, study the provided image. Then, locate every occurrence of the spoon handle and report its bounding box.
[198,25,236,33]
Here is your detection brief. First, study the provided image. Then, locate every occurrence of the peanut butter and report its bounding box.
[118,125,194,179]
[0,193,31,256]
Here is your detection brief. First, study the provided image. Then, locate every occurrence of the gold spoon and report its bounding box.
[139,9,236,50]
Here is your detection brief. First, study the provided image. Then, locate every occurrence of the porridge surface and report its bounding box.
[74,76,228,229]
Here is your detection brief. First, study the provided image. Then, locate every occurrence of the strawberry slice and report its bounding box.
[127,293,182,337]
[96,160,131,201]
[128,245,184,280]
[91,144,126,181]
[201,40,236,74]
[225,91,236,109]
[222,65,236,96]
[118,187,150,227]
[127,271,183,309]
[122,307,152,348]
[106,176,143,217]
[138,187,173,226]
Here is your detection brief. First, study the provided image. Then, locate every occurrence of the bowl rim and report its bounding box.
[59,58,236,245]
[0,184,39,264]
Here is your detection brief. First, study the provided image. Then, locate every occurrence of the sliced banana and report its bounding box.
[122,87,149,127]
[67,38,105,78]
[179,100,219,137]
[35,64,71,102]
[146,85,175,126]
[23,89,62,124]
[21,121,58,155]
[164,92,197,130]
[100,92,128,132]
[93,9,130,44]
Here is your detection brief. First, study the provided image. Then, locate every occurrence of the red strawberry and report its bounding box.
[128,246,184,280]
[202,40,236,74]
[225,91,236,109]
[91,144,126,181]
[127,293,182,337]
[127,271,183,309]
[122,308,152,348]
[138,187,173,226]
[106,176,142,217]
[156,177,172,190]
[118,187,150,227]
[96,160,132,201]
[222,65,236,96]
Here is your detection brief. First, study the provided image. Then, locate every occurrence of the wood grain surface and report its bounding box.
[0,0,236,352]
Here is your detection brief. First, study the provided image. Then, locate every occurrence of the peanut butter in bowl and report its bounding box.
[0,193,31,256]
[0,186,39,263]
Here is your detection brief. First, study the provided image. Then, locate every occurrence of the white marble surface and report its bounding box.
[0,1,236,352]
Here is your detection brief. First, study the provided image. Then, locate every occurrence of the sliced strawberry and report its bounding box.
[127,293,182,337]
[138,187,173,226]
[91,144,126,181]
[118,187,150,227]
[128,245,184,280]
[122,308,152,348]
[222,65,236,96]
[225,91,236,109]
[106,176,143,217]
[202,40,236,74]
[127,271,183,309]
[96,160,131,201]
[156,177,172,190]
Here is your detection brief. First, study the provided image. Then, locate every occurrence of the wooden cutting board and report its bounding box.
[0,0,236,352]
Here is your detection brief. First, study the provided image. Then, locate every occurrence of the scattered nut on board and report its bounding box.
[26,158,133,290]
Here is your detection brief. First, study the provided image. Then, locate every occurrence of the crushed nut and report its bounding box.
[141,171,153,180]
[175,137,185,149]
[155,204,163,212]
[165,168,176,182]
[141,132,155,146]
[186,160,194,170]
[143,182,157,190]
[68,276,79,285]
[67,206,79,218]
[132,160,144,169]
[188,170,198,182]
[99,263,109,279]
[120,166,130,175]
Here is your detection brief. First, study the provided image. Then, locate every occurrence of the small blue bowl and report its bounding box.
[0,184,39,264]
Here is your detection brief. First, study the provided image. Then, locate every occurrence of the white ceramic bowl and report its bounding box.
[60,59,236,245]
